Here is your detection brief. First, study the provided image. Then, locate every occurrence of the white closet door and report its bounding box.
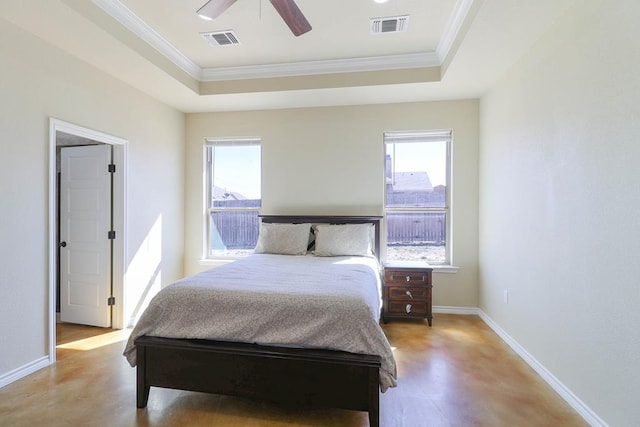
[60,144,112,327]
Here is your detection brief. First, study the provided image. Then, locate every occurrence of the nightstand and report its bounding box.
[382,261,433,326]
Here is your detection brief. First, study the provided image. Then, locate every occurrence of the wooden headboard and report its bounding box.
[259,215,382,261]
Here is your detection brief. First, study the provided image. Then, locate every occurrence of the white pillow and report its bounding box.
[254,222,311,255]
[313,223,373,257]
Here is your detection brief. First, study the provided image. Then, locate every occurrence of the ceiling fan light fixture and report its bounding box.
[197,0,238,21]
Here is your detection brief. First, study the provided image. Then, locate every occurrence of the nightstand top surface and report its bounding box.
[383,260,432,270]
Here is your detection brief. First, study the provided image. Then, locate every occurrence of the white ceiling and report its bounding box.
[122,0,454,69]
[0,0,576,112]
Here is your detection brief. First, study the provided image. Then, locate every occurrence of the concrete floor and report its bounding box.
[0,314,587,426]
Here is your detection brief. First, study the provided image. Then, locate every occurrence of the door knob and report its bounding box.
[59,241,67,248]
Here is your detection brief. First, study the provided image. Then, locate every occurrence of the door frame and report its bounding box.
[48,118,128,363]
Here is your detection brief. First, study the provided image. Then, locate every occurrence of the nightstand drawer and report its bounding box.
[384,269,429,286]
[387,286,429,301]
[386,301,429,316]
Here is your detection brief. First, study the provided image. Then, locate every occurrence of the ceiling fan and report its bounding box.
[197,0,312,37]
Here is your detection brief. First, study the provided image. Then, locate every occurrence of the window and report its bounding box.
[205,138,261,258]
[384,130,451,264]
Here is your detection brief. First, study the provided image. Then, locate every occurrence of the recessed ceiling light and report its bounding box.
[374,0,389,3]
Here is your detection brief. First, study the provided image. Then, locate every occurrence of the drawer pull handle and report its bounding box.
[406,275,411,282]
[406,290,413,299]
[406,304,412,314]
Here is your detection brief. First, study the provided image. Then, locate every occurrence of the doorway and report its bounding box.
[48,119,127,362]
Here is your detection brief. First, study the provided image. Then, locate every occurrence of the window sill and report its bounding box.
[199,258,239,267]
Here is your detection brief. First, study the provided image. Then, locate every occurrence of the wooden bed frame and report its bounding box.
[135,215,384,426]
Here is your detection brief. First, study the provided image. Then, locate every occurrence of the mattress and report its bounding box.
[123,253,397,391]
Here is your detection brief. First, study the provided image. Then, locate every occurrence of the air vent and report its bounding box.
[370,15,410,34]
[201,30,240,46]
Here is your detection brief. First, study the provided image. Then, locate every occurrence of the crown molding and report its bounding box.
[92,0,473,83]
[437,0,476,62]
[200,52,440,82]
[91,0,203,80]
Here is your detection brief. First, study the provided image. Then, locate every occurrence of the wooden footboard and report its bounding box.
[135,336,381,427]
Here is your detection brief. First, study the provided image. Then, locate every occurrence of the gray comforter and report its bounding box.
[123,254,397,391]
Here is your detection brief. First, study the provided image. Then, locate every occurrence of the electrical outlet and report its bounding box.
[503,289,509,304]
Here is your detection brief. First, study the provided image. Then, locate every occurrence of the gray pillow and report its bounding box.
[313,223,373,257]
[254,222,312,255]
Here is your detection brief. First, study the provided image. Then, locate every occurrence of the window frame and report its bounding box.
[204,137,262,260]
[383,130,452,265]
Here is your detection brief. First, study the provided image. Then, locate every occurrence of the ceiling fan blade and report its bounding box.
[269,0,312,36]
[197,0,238,20]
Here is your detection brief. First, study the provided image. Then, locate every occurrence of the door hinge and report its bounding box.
[107,296,116,306]
[108,230,116,240]
[108,163,116,173]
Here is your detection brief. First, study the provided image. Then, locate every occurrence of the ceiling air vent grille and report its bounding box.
[370,15,410,34]
[201,30,240,46]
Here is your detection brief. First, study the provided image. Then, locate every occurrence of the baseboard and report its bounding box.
[0,356,51,389]
[433,305,480,315]
[477,310,608,427]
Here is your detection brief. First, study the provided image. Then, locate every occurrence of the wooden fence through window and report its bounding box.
[211,210,445,250]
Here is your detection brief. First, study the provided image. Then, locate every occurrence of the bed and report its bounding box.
[124,215,394,427]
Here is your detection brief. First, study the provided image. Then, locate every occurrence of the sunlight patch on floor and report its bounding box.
[56,329,131,351]
[441,327,484,344]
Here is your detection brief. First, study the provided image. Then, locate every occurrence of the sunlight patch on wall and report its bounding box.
[125,215,163,327]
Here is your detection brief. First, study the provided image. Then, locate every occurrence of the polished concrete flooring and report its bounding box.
[0,315,587,426]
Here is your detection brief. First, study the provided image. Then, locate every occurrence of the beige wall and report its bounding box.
[0,19,185,377]
[479,0,640,425]
[5,0,633,422]
[185,100,479,308]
